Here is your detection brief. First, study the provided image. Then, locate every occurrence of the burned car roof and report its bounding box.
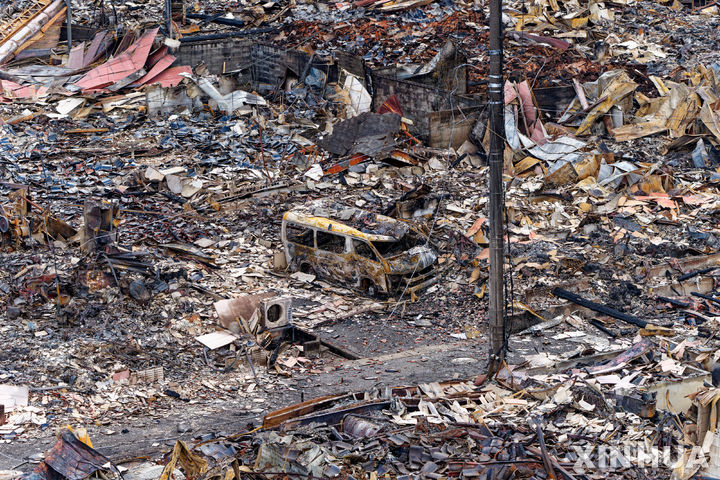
[284,200,410,242]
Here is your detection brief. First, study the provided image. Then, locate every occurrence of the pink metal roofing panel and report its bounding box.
[133,54,176,86]
[74,28,158,91]
[140,66,192,88]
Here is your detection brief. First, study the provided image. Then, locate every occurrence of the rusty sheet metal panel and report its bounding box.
[33,431,117,480]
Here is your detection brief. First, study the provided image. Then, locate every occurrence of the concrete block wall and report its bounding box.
[178,38,335,93]
[175,36,482,139]
[251,42,299,93]
[175,37,253,75]
[252,42,335,94]
[335,51,366,85]
[371,73,479,137]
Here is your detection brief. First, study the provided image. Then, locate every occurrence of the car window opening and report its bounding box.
[353,240,378,261]
[286,224,314,247]
[373,231,425,257]
[317,231,345,254]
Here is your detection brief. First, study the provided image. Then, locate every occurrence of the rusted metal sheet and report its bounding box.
[0,79,46,99]
[82,31,108,67]
[66,42,85,70]
[263,380,476,430]
[133,54,177,86]
[33,431,117,480]
[322,152,370,175]
[281,400,390,431]
[140,65,193,88]
[263,393,356,429]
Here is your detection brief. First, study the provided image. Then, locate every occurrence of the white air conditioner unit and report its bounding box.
[258,296,292,331]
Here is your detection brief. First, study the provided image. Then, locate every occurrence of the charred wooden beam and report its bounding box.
[691,291,720,307]
[656,296,691,308]
[178,28,276,43]
[678,266,718,281]
[186,13,245,28]
[589,319,618,338]
[552,287,647,328]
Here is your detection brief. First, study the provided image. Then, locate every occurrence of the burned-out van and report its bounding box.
[281,201,438,298]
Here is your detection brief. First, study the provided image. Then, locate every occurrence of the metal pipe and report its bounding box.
[177,28,277,43]
[186,13,245,28]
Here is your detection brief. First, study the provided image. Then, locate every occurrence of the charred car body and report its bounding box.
[281,201,438,298]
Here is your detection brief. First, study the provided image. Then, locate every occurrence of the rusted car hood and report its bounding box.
[385,245,437,273]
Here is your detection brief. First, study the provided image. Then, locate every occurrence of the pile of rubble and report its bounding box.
[1,0,720,477]
[15,339,720,480]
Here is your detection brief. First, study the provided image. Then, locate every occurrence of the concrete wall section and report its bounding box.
[251,42,306,93]
[175,37,253,75]
[428,106,485,149]
[371,73,479,138]
[335,51,366,86]
[252,42,335,94]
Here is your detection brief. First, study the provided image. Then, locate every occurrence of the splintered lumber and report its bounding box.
[0,0,52,47]
[552,287,648,328]
[0,0,64,64]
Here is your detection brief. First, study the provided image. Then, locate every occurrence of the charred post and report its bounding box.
[81,199,118,253]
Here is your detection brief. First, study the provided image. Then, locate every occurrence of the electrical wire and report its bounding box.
[362,52,625,354]
[38,152,62,320]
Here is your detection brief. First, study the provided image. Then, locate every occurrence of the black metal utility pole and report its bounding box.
[165,0,173,38]
[65,0,72,54]
[487,0,506,376]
